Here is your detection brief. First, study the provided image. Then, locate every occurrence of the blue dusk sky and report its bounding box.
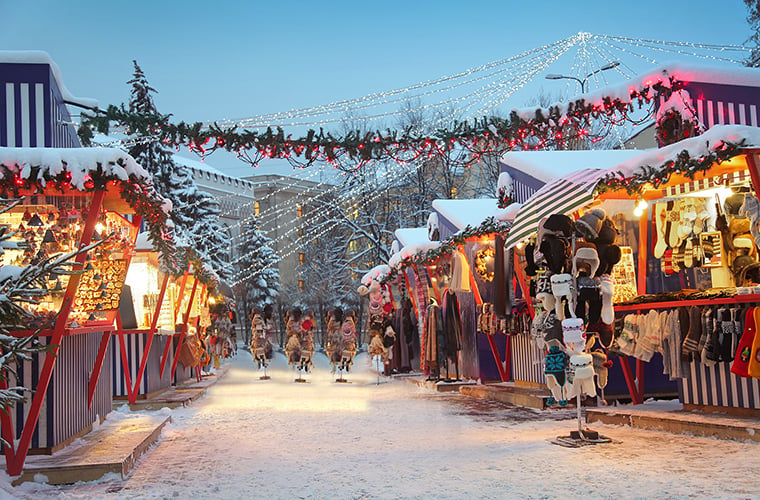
[0,0,755,176]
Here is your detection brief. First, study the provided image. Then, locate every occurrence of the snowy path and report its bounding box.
[9,350,760,499]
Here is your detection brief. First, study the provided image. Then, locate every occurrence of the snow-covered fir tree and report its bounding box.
[237,218,280,327]
[124,61,230,280]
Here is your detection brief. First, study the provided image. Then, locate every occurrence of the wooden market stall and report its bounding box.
[114,233,211,403]
[0,146,173,476]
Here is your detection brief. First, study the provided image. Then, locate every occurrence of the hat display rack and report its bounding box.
[524,210,618,446]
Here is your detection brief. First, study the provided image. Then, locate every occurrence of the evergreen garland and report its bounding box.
[597,139,747,196]
[77,80,671,166]
[381,216,512,284]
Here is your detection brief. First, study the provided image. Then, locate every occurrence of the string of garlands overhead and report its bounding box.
[380,216,512,285]
[77,74,681,169]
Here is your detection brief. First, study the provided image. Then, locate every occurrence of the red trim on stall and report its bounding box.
[170,278,199,380]
[2,190,104,476]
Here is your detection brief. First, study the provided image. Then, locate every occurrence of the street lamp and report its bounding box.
[545,61,620,93]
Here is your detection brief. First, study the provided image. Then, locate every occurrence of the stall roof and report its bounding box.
[607,124,760,179]
[512,62,760,120]
[432,198,520,231]
[394,227,429,247]
[0,50,98,110]
[500,149,645,185]
[360,264,391,288]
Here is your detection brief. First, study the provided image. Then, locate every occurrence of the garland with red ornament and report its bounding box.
[77,78,683,168]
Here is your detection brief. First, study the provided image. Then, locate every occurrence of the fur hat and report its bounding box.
[573,245,600,277]
[575,208,606,241]
[596,217,619,245]
[596,244,621,277]
[543,214,574,239]
[540,237,568,274]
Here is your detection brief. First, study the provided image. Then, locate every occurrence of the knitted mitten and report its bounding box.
[600,275,615,325]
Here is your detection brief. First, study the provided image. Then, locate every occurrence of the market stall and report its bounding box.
[0,146,172,476]
[430,198,518,383]
[599,125,760,411]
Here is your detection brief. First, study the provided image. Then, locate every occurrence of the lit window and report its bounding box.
[254,201,260,216]
[298,280,304,291]
[348,240,358,252]
[296,204,303,217]
[451,187,458,198]
[298,253,305,265]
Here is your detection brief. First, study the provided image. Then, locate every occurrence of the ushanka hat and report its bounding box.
[596,244,622,277]
[596,217,619,245]
[575,208,606,241]
[573,245,600,277]
[540,237,569,274]
[543,214,574,239]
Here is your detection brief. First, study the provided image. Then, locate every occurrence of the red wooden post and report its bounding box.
[618,354,642,405]
[4,190,104,476]
[486,334,508,382]
[171,278,199,380]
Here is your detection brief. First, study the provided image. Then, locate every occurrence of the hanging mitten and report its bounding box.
[600,275,615,325]
[586,334,612,390]
[653,202,668,258]
[731,307,756,377]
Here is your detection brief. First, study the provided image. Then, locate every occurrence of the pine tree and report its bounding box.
[237,218,280,320]
[125,61,230,279]
[745,0,760,67]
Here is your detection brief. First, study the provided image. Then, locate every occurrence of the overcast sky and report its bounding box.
[1,0,754,176]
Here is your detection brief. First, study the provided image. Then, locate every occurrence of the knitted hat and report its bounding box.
[573,245,600,277]
[550,273,572,298]
[542,312,563,345]
[562,317,586,347]
[536,272,554,303]
[596,217,619,245]
[543,214,574,239]
[575,208,606,241]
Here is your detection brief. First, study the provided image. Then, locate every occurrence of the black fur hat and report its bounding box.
[596,244,622,277]
[543,214,574,239]
[540,237,569,275]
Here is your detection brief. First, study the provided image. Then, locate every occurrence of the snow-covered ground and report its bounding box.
[4,349,760,499]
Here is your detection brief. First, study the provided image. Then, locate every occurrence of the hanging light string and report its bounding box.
[228,155,423,284]
[215,36,580,129]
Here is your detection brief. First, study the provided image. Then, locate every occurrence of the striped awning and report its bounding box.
[504,168,606,250]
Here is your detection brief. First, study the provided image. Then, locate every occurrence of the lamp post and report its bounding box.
[545,61,620,93]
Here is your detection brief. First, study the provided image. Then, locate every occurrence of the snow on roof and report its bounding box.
[394,227,428,247]
[0,50,98,110]
[0,146,154,191]
[513,62,760,119]
[135,232,153,251]
[608,124,760,178]
[432,198,521,230]
[360,264,391,287]
[500,149,646,183]
[388,240,441,269]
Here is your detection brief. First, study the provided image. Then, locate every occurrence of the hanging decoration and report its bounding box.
[474,245,496,282]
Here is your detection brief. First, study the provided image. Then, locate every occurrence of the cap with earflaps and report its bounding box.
[573,245,600,277]
[575,208,606,241]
